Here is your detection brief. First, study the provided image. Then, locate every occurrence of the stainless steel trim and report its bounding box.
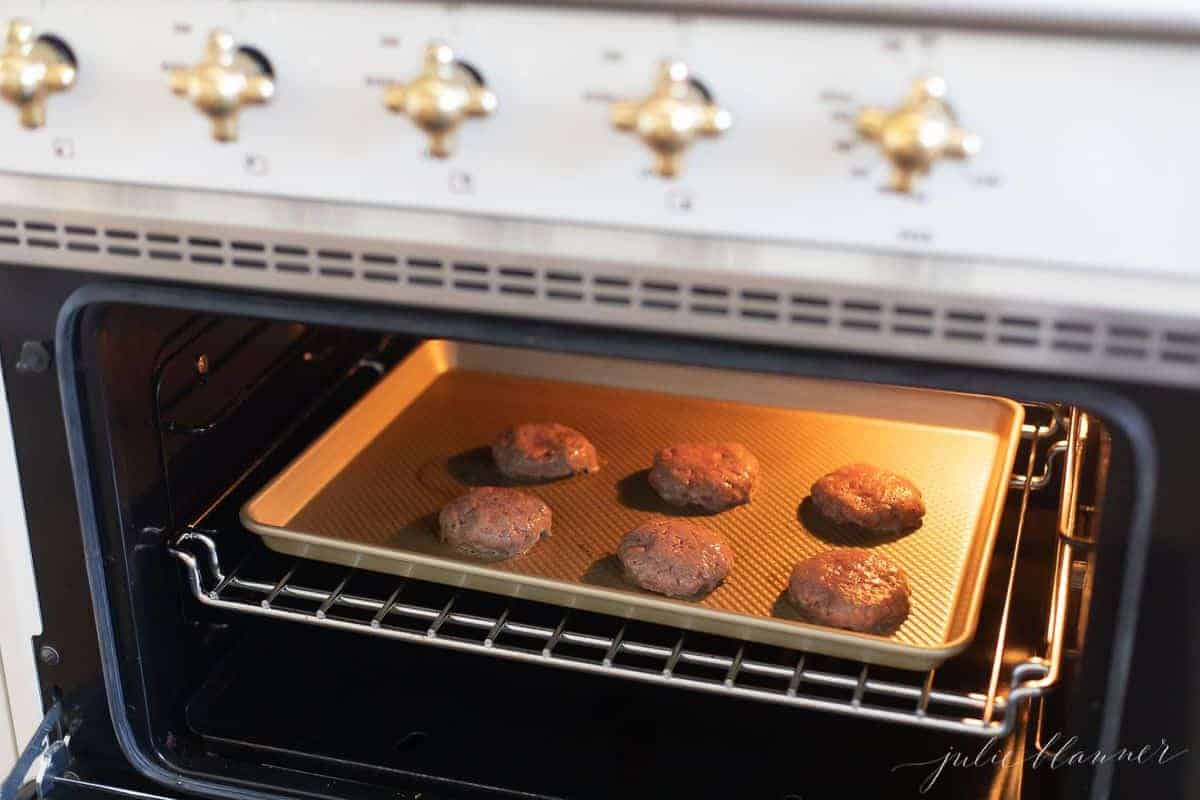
[4,178,1200,388]
[516,1,1200,40]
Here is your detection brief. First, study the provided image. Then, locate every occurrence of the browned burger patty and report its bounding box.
[786,548,911,634]
[617,518,734,598]
[438,487,551,561]
[491,422,599,481]
[810,463,925,532]
[648,442,759,512]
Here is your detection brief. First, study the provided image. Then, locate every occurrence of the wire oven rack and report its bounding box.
[169,359,1086,739]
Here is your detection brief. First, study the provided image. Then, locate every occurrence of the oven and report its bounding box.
[0,2,1196,799]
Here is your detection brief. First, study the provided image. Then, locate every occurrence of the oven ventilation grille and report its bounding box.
[3,215,1199,383]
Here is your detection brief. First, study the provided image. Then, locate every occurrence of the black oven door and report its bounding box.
[2,698,487,800]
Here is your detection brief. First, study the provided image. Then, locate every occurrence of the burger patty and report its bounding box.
[648,442,759,512]
[810,463,925,532]
[786,548,911,634]
[438,486,552,561]
[492,422,599,481]
[617,518,734,598]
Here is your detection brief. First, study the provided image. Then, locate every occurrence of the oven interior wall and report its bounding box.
[59,296,1129,800]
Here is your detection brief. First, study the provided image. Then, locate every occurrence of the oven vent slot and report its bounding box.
[789,294,832,328]
[1160,329,1200,364]
[840,297,881,332]
[591,274,633,306]
[890,305,933,337]
[640,279,680,311]
[2,213,1197,383]
[731,288,779,322]
[491,266,531,297]
[687,284,729,315]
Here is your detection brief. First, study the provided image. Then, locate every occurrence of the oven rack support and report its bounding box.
[169,404,1084,738]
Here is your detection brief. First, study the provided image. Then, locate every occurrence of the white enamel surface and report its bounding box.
[0,661,15,779]
[0,366,44,771]
[0,0,1196,280]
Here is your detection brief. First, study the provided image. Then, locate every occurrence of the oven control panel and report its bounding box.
[1,0,1196,278]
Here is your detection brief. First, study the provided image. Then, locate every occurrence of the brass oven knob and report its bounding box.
[0,19,77,129]
[611,60,731,178]
[856,76,980,193]
[168,29,274,143]
[383,42,497,158]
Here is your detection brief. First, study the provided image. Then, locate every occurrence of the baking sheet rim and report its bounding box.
[239,343,1024,670]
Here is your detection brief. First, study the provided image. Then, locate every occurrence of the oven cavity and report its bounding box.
[61,300,1109,799]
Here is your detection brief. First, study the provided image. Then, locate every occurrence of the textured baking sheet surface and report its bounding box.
[244,342,1021,668]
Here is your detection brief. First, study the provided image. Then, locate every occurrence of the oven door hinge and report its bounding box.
[1,700,66,800]
[2,703,181,800]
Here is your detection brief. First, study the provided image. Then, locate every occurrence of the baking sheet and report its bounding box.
[242,340,1023,669]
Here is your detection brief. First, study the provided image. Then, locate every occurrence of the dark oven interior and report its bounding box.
[49,286,1142,800]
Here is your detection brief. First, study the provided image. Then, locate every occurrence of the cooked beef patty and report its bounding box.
[617,518,734,598]
[438,487,552,560]
[810,463,925,532]
[492,422,599,481]
[786,548,910,634]
[648,442,759,512]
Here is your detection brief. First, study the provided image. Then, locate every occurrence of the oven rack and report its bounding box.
[170,404,1085,739]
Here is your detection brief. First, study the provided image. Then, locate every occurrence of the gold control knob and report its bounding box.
[168,29,274,143]
[856,76,980,193]
[0,20,76,129]
[383,42,497,158]
[611,60,731,178]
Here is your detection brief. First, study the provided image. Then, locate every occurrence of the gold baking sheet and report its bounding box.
[242,340,1023,670]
